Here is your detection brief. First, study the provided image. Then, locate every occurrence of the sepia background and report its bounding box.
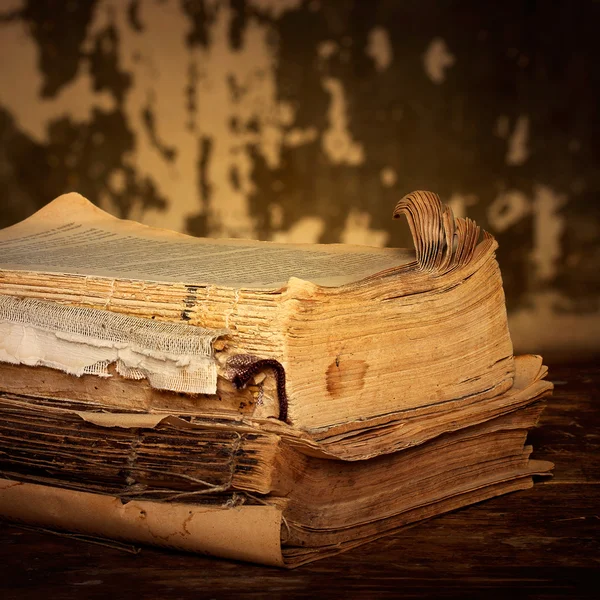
[0,0,598,358]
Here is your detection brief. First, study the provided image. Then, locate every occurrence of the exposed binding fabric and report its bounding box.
[0,295,228,394]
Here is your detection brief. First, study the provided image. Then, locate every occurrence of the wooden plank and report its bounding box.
[1,485,597,599]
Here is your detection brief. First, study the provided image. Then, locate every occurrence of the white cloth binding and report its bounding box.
[0,295,227,394]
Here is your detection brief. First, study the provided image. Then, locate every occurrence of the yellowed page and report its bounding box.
[0,478,285,566]
[0,193,413,289]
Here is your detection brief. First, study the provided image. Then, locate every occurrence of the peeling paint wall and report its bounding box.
[0,0,598,358]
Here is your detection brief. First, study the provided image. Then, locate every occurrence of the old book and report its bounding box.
[0,190,514,432]
[0,190,553,566]
[0,356,552,567]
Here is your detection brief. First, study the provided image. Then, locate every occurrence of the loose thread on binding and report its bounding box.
[13,524,141,554]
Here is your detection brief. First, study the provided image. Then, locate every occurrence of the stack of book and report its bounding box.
[0,190,552,567]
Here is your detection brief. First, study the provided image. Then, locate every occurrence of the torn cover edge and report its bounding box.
[0,295,228,394]
[0,478,285,567]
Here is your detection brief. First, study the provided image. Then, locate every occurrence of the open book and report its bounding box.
[0,190,513,432]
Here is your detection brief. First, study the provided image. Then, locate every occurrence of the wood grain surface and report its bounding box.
[1,362,598,599]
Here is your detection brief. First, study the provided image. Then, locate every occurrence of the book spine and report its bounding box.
[0,393,279,499]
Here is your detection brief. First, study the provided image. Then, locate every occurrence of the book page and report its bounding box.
[0,194,414,289]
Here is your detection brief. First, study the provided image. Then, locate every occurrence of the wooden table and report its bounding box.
[1,363,598,599]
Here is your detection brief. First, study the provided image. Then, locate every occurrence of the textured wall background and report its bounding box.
[0,0,598,358]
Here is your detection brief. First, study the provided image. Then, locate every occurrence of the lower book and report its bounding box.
[0,401,553,567]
